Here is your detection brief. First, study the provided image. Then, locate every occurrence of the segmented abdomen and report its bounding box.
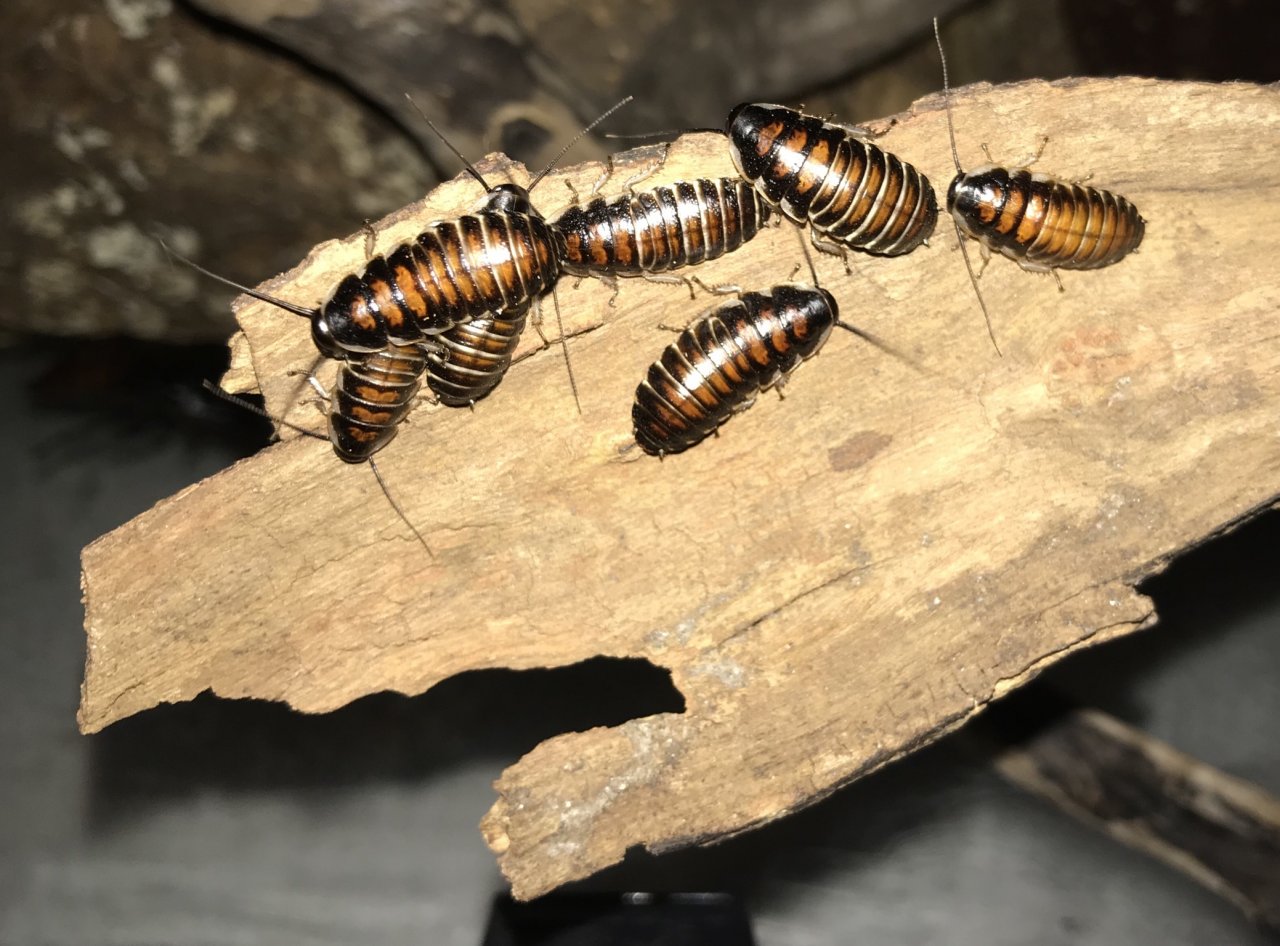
[632,285,837,456]
[553,178,771,275]
[316,211,559,356]
[947,167,1144,270]
[329,344,428,462]
[727,103,938,256]
[425,301,531,406]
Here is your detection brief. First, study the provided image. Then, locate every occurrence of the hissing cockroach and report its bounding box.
[946,168,1145,275]
[309,181,559,358]
[328,344,429,461]
[425,301,530,407]
[200,349,435,556]
[169,178,557,362]
[726,103,938,257]
[632,284,837,456]
[187,97,633,365]
[932,18,1145,354]
[552,178,771,278]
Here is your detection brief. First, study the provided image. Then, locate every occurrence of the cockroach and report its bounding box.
[933,17,1145,354]
[631,283,837,456]
[551,177,771,279]
[424,301,530,407]
[726,102,938,258]
[164,180,552,364]
[178,98,631,362]
[629,220,919,458]
[327,344,429,461]
[201,355,434,557]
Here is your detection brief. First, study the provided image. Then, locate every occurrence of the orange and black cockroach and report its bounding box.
[178,97,631,362]
[631,282,840,456]
[163,179,553,367]
[200,351,435,556]
[933,17,1146,354]
[187,175,558,362]
[424,300,531,407]
[326,344,429,461]
[630,223,918,458]
[551,177,772,284]
[726,103,938,258]
[313,182,556,356]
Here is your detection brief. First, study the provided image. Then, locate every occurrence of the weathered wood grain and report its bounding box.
[80,79,1280,899]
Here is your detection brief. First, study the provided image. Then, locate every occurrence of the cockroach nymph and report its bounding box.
[310,183,558,357]
[278,96,631,361]
[181,98,630,362]
[933,17,1145,355]
[552,177,771,281]
[726,103,938,258]
[326,344,429,461]
[631,283,837,456]
[424,301,531,407]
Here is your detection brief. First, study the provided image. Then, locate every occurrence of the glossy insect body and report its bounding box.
[947,166,1144,272]
[632,285,836,456]
[552,178,771,276]
[312,184,558,359]
[726,103,938,256]
[425,301,531,406]
[328,344,428,462]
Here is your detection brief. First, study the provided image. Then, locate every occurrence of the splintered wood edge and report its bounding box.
[80,78,1280,900]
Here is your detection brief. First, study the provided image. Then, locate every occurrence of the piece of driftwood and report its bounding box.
[984,699,1280,931]
[80,79,1280,898]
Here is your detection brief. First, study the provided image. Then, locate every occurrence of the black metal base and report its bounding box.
[481,892,756,946]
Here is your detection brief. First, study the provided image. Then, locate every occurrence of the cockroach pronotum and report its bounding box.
[551,177,772,281]
[933,17,1146,355]
[631,283,838,456]
[726,103,938,258]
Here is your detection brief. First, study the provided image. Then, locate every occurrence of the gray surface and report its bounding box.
[1,342,1278,945]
